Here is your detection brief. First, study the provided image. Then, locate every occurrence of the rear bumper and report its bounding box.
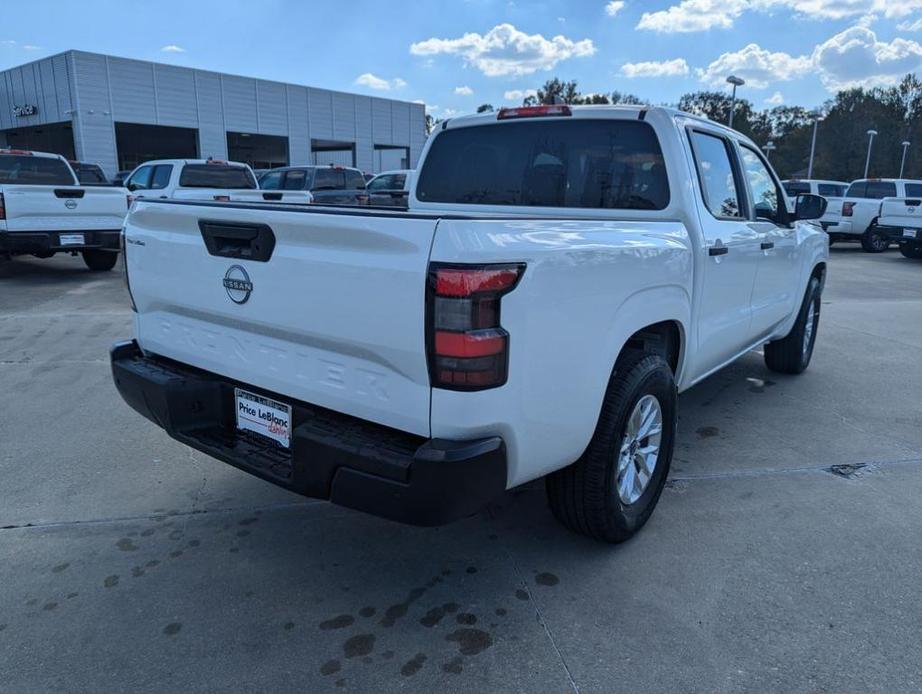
[110,340,507,526]
[878,225,922,243]
[0,229,121,254]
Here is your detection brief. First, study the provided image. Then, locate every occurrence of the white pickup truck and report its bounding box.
[1,149,129,270]
[782,179,847,232]
[877,196,922,260]
[826,178,922,252]
[124,159,312,206]
[111,105,829,542]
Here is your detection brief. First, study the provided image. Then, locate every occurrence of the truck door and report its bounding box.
[737,144,800,337]
[686,129,761,376]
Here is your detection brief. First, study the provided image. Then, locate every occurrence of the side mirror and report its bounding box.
[794,193,827,221]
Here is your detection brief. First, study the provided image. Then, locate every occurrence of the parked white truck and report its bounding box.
[1,149,129,270]
[826,178,922,252]
[124,159,312,205]
[111,105,829,542]
[878,195,922,260]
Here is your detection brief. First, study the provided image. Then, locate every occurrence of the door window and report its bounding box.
[259,171,283,190]
[905,183,922,198]
[739,145,784,224]
[367,175,393,192]
[127,166,153,191]
[865,181,897,199]
[689,131,742,219]
[345,170,366,190]
[312,168,344,190]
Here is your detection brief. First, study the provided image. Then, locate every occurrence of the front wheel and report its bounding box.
[764,276,821,375]
[546,351,676,543]
[861,225,890,253]
[899,244,922,260]
[82,249,118,272]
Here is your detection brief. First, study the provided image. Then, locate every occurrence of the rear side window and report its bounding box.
[283,169,307,190]
[865,181,897,199]
[74,164,107,184]
[689,131,742,219]
[345,170,366,190]
[783,181,810,196]
[0,155,74,185]
[312,168,344,190]
[179,164,257,189]
[904,183,922,198]
[150,165,172,190]
[416,119,669,210]
[817,183,846,197]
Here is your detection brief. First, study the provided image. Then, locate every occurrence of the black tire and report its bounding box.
[546,351,677,543]
[764,276,821,375]
[899,244,922,260]
[860,225,889,253]
[82,249,118,271]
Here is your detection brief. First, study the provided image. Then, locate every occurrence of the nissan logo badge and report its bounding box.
[64,199,77,209]
[223,265,253,304]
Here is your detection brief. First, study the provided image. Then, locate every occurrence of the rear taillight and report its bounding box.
[427,263,524,390]
[842,202,855,217]
[0,192,5,220]
[496,105,572,120]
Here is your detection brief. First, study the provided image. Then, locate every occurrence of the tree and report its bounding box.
[610,91,644,105]
[425,113,441,135]
[524,78,583,105]
[476,103,494,113]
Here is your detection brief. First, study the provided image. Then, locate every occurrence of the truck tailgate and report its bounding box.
[879,197,922,229]
[2,184,127,231]
[124,201,437,436]
[170,189,311,204]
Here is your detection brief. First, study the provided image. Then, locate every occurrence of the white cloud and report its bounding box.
[620,58,689,78]
[638,0,922,33]
[898,17,922,31]
[605,1,625,17]
[354,73,407,91]
[765,91,785,105]
[813,25,922,89]
[410,23,595,77]
[697,43,812,88]
[22,44,41,51]
[454,85,474,95]
[504,88,538,101]
[161,44,185,53]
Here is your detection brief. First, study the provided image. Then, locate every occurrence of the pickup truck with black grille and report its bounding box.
[1,149,129,270]
[111,105,829,542]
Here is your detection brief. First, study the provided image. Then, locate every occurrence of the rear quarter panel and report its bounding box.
[429,218,692,487]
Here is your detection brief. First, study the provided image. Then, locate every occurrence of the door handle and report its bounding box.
[761,241,775,250]
[708,246,729,256]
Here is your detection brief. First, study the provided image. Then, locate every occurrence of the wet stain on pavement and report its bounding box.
[320,659,341,676]
[116,538,138,552]
[320,614,355,630]
[420,606,447,627]
[163,622,182,636]
[400,653,427,677]
[515,589,529,601]
[442,656,464,674]
[380,587,426,628]
[456,612,477,625]
[465,566,478,574]
[51,562,69,574]
[284,622,295,631]
[446,628,493,656]
[343,633,376,658]
[103,575,119,588]
[495,608,507,617]
[535,572,559,587]
[359,606,376,618]
[43,601,58,611]
[239,517,259,526]
[695,426,720,438]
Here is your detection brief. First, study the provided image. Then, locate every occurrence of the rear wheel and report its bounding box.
[861,225,889,253]
[899,244,922,260]
[82,249,118,272]
[546,350,676,543]
[765,276,821,375]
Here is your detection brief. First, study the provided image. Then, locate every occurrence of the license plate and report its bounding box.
[903,229,918,238]
[59,233,85,246]
[234,388,291,448]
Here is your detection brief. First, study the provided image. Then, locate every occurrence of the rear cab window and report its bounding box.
[904,183,922,198]
[847,181,897,199]
[179,164,256,189]
[73,164,107,184]
[817,183,846,197]
[416,119,669,210]
[312,168,344,190]
[783,181,810,196]
[0,155,75,185]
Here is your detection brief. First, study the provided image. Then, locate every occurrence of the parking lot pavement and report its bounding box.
[2,247,921,693]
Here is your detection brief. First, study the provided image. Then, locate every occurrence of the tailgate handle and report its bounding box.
[198,220,276,263]
[54,189,85,199]
[905,199,921,206]
[262,192,283,201]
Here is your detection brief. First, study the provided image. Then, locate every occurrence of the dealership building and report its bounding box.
[0,50,427,176]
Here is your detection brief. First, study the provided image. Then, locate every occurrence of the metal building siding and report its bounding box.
[71,52,118,171]
[354,95,374,173]
[286,84,310,165]
[194,71,227,159]
[371,98,393,147]
[331,91,355,142]
[409,104,427,168]
[38,59,62,123]
[107,57,156,124]
[52,54,73,122]
[308,88,333,140]
[222,75,259,133]
[390,101,409,145]
[256,80,287,135]
[155,64,198,126]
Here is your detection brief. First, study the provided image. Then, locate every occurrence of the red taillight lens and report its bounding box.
[842,202,855,217]
[0,192,5,220]
[427,263,524,390]
[496,105,572,120]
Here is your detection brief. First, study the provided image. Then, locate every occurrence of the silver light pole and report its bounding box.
[864,129,878,178]
[900,140,911,178]
[763,140,776,161]
[726,75,745,129]
[807,111,822,179]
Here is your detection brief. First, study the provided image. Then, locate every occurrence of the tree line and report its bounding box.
[427,75,922,182]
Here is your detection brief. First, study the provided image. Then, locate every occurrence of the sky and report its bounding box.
[4,0,922,118]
